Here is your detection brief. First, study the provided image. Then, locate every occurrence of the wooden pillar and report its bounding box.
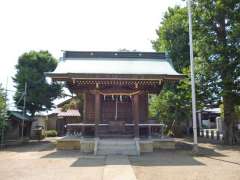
[95,92,101,137]
[133,94,140,138]
[81,93,87,137]
[145,93,149,123]
[83,93,87,122]
[148,125,152,139]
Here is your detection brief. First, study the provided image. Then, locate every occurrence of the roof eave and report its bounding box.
[46,72,184,81]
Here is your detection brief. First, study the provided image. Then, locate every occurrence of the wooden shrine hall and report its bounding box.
[46,51,183,139]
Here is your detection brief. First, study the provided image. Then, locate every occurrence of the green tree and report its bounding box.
[61,95,83,115]
[193,0,240,144]
[149,68,195,136]
[153,6,220,105]
[152,6,190,72]
[151,6,222,136]
[151,7,198,136]
[13,51,62,117]
[151,7,192,136]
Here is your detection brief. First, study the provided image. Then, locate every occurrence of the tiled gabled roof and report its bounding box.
[46,51,182,78]
[53,108,81,117]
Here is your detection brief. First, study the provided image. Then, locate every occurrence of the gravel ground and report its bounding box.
[0,138,239,180]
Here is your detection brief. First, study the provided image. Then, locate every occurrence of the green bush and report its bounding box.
[45,130,58,137]
[39,132,46,140]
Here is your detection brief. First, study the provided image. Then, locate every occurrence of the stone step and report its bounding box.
[98,150,137,155]
[98,143,136,147]
[97,149,138,155]
[99,141,135,146]
[98,146,136,151]
[99,134,134,138]
[96,139,138,155]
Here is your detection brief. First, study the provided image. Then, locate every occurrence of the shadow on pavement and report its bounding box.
[71,156,106,167]
[42,149,210,167]
[183,137,240,152]
[129,150,206,166]
[203,156,240,166]
[3,137,238,168]
[2,140,56,152]
[41,150,88,158]
[40,140,232,167]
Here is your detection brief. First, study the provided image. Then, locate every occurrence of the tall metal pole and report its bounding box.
[21,82,27,141]
[0,78,8,149]
[187,0,198,152]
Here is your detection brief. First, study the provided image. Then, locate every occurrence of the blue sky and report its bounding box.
[0,0,185,108]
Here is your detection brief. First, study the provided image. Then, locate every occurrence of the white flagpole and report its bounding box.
[21,82,27,141]
[187,0,198,153]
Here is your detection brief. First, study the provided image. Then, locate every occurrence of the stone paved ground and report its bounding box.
[0,138,239,180]
[130,142,240,180]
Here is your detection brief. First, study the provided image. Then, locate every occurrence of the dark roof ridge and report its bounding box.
[63,51,167,60]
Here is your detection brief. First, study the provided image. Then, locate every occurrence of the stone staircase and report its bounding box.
[96,139,140,156]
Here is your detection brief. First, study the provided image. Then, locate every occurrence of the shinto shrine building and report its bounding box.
[47,51,183,154]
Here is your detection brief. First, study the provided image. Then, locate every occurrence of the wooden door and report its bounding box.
[101,96,132,123]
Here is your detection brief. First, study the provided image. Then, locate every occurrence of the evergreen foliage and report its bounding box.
[13,51,62,117]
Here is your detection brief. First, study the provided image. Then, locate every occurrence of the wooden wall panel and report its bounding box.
[85,92,148,124]
[101,96,132,123]
[139,93,148,123]
[86,93,95,122]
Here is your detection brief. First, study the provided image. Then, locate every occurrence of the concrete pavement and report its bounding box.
[103,155,137,180]
[1,139,240,180]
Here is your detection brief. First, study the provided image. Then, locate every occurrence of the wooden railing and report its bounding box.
[66,122,165,138]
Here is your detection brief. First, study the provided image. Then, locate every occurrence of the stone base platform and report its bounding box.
[57,137,80,150]
[57,136,177,154]
[140,138,177,153]
[57,137,95,152]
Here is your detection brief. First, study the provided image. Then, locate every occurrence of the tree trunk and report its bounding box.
[223,94,236,145]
